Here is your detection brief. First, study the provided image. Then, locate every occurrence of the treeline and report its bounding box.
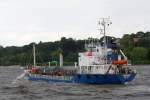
[0,37,85,66]
[120,31,150,64]
[0,31,149,66]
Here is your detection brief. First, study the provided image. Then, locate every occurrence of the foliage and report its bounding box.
[0,37,85,66]
[120,31,150,64]
[0,31,150,66]
[131,47,148,60]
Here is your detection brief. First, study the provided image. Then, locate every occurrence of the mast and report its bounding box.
[33,43,36,67]
[98,18,112,64]
[103,18,107,64]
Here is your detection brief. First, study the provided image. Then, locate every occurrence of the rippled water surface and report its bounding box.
[0,65,150,100]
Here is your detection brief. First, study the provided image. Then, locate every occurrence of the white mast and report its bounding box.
[59,53,63,67]
[33,44,36,67]
[98,18,112,64]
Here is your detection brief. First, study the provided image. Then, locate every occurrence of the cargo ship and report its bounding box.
[25,18,136,84]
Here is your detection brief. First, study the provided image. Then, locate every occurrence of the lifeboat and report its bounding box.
[112,60,128,65]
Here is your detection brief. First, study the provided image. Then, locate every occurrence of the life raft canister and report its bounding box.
[112,60,128,65]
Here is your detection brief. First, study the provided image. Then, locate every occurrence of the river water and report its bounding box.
[0,65,150,100]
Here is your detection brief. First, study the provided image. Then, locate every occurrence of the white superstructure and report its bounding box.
[77,18,113,74]
[78,43,111,74]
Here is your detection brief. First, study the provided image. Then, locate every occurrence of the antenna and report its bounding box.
[98,17,112,64]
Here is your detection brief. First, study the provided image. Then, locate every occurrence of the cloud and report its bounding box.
[0,0,150,46]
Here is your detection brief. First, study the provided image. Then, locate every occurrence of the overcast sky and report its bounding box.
[0,0,150,46]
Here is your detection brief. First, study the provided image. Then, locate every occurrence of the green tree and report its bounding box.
[131,47,148,64]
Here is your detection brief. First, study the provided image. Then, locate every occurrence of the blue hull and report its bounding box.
[28,73,136,84]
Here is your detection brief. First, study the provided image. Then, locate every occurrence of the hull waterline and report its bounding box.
[27,73,136,84]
